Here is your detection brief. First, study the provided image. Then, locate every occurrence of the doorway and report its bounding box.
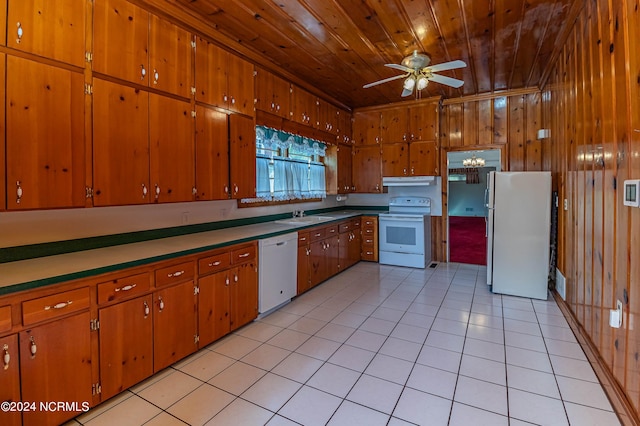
[447,149,501,265]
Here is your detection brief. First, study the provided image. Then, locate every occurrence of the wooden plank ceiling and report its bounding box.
[162,0,579,109]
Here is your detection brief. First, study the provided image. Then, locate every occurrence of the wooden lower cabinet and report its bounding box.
[361,216,379,262]
[198,269,231,346]
[338,219,361,271]
[99,295,153,400]
[20,311,93,426]
[153,281,198,372]
[230,261,258,331]
[0,334,21,426]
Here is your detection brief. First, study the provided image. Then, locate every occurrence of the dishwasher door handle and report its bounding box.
[276,241,287,246]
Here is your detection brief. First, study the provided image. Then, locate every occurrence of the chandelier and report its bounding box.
[463,154,485,168]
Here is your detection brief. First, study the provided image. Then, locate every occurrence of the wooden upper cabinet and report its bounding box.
[195,105,230,200]
[149,94,195,203]
[229,114,256,199]
[337,109,352,144]
[0,54,5,212]
[290,85,317,127]
[255,67,290,118]
[7,0,86,67]
[92,79,150,206]
[318,99,339,135]
[381,143,409,177]
[409,102,438,141]
[352,145,382,193]
[195,37,254,115]
[380,106,409,143]
[93,0,149,85]
[409,140,438,176]
[352,110,381,145]
[337,144,352,194]
[0,0,6,46]
[94,0,192,98]
[149,15,193,98]
[6,56,85,210]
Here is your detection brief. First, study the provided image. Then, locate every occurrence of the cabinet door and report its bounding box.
[255,68,289,118]
[352,145,381,193]
[337,109,352,145]
[229,114,256,199]
[227,53,254,115]
[149,94,195,203]
[409,103,438,141]
[337,144,352,193]
[230,261,258,331]
[381,143,409,177]
[308,239,326,287]
[195,37,226,108]
[93,0,149,85]
[338,232,349,272]
[352,110,380,145]
[290,85,316,126]
[0,334,20,426]
[99,295,153,400]
[20,312,93,426]
[348,230,362,267]
[272,73,291,118]
[297,244,310,294]
[93,79,150,206]
[195,105,229,200]
[154,281,198,372]
[198,270,231,346]
[149,15,192,98]
[409,141,439,176]
[0,53,4,211]
[380,107,408,143]
[8,0,86,67]
[6,56,85,209]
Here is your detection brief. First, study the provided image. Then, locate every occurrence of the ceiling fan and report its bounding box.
[364,51,466,97]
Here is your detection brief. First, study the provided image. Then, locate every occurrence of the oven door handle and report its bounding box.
[379,214,425,222]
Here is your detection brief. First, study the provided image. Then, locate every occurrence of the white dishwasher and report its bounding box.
[258,232,298,314]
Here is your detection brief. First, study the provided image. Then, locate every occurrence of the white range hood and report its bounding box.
[382,176,436,186]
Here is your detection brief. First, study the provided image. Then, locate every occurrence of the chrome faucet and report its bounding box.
[292,210,305,218]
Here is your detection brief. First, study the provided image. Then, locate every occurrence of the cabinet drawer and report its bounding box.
[362,236,376,245]
[298,231,310,247]
[309,227,326,242]
[98,272,151,304]
[231,244,257,264]
[351,218,361,229]
[199,252,231,275]
[362,227,376,236]
[0,305,12,333]
[22,287,90,326]
[338,222,351,233]
[155,261,195,288]
[361,249,377,261]
[362,217,377,227]
[325,225,338,236]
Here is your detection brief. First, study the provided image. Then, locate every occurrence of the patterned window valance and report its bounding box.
[256,125,327,156]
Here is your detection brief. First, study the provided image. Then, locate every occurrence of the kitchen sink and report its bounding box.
[274,215,335,225]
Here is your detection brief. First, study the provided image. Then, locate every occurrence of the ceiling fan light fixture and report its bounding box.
[416,75,429,90]
[403,76,416,91]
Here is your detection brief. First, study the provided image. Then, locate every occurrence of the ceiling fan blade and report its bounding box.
[385,63,414,73]
[425,60,467,73]
[427,73,465,88]
[363,73,408,89]
[401,86,414,97]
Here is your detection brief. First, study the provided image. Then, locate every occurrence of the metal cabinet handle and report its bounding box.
[208,261,221,267]
[238,252,250,258]
[115,283,137,292]
[16,181,22,204]
[44,300,72,311]
[155,184,160,199]
[153,69,159,85]
[225,276,230,286]
[142,184,148,198]
[29,337,37,358]
[3,344,10,370]
[143,301,150,317]
[234,274,238,283]
[306,248,311,255]
[140,64,146,80]
[16,22,23,43]
[158,296,165,312]
[167,270,185,278]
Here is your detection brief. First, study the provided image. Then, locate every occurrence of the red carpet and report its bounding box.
[449,216,487,265]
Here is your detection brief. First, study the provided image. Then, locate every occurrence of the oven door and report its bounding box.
[379,214,426,255]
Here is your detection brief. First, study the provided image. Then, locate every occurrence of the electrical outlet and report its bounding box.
[610,300,623,328]
[563,199,568,211]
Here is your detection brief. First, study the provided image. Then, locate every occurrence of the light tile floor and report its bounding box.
[69,262,621,426]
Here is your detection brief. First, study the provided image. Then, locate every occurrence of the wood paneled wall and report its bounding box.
[544,0,640,422]
[433,91,544,261]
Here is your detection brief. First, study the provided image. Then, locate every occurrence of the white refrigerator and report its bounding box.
[486,171,551,300]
